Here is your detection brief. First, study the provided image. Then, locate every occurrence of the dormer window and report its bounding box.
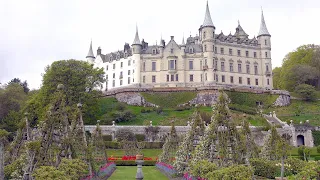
[171,48,174,53]
[124,53,127,58]
[189,48,194,53]
[152,49,156,55]
[109,56,112,61]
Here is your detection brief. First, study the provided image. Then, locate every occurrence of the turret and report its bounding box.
[257,9,273,89]
[181,35,186,52]
[132,25,142,54]
[86,40,95,64]
[199,1,215,84]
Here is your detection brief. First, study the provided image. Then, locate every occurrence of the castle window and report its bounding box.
[128,60,131,66]
[120,80,123,85]
[255,79,258,85]
[267,79,270,85]
[221,62,225,72]
[121,62,123,68]
[205,73,208,81]
[246,51,249,57]
[112,80,115,87]
[230,76,234,83]
[265,52,268,58]
[238,64,242,73]
[152,75,156,83]
[204,45,207,52]
[152,49,157,55]
[254,65,258,75]
[214,46,217,53]
[205,59,207,66]
[128,70,130,75]
[215,74,218,82]
[152,62,156,71]
[171,48,174,53]
[200,61,202,70]
[167,75,169,82]
[189,61,193,70]
[265,39,267,45]
[203,32,206,39]
[128,77,131,84]
[106,75,108,80]
[266,64,269,72]
[169,60,176,70]
[133,78,134,82]
[176,74,179,81]
[106,65,108,70]
[215,60,218,69]
[221,48,224,54]
[254,52,257,58]
[143,76,146,83]
[237,50,240,56]
[246,64,250,74]
[133,60,135,64]
[201,74,203,82]
[143,62,146,71]
[113,64,115,69]
[222,75,225,82]
[247,78,250,85]
[133,70,135,74]
[189,48,194,53]
[189,74,194,82]
[229,48,233,55]
[120,71,123,79]
[113,73,115,78]
[229,63,233,72]
[239,77,242,84]
[171,75,174,81]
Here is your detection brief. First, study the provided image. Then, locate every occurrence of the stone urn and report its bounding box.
[136,154,143,160]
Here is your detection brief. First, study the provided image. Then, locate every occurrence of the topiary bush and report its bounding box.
[250,158,279,179]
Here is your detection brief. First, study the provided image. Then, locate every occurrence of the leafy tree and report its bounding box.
[277,133,291,179]
[0,129,9,180]
[159,121,179,163]
[8,78,30,93]
[174,110,205,174]
[298,145,312,161]
[260,126,281,160]
[294,83,317,101]
[272,67,282,89]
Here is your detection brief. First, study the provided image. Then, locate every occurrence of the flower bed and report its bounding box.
[81,162,116,180]
[156,162,177,177]
[183,172,206,180]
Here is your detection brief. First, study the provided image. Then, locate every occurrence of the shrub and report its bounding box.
[115,102,127,111]
[102,135,113,141]
[155,106,163,114]
[285,157,306,174]
[294,84,317,101]
[110,110,135,123]
[105,141,120,149]
[250,158,279,179]
[312,131,320,146]
[115,128,136,142]
[141,109,146,113]
[229,104,257,115]
[199,111,211,124]
[135,134,145,142]
[144,142,164,149]
[206,165,253,180]
[189,160,217,178]
[298,145,312,161]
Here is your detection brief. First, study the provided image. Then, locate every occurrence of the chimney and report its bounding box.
[170,36,174,40]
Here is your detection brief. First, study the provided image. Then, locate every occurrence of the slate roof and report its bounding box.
[202,1,214,27]
[257,10,270,37]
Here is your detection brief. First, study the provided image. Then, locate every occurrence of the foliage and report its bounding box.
[288,161,320,180]
[298,145,312,161]
[226,91,278,108]
[294,83,317,101]
[115,128,136,142]
[135,134,145,142]
[206,165,254,180]
[189,160,217,179]
[174,110,205,174]
[109,110,136,123]
[229,103,257,115]
[159,122,179,163]
[313,131,320,146]
[8,78,30,93]
[249,158,279,179]
[274,44,320,91]
[260,126,281,160]
[284,157,306,175]
[32,158,88,180]
[141,92,197,108]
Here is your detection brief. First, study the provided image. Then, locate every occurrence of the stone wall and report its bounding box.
[115,92,157,107]
[187,90,220,106]
[273,94,291,107]
[84,124,313,147]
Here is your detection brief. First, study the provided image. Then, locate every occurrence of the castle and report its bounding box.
[86,2,273,91]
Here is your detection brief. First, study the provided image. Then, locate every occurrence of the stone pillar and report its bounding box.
[136,155,144,180]
[112,121,116,141]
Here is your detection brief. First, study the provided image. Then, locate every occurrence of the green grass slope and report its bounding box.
[140,92,197,108]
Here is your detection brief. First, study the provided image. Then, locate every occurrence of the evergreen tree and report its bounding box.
[159,120,179,164]
[174,110,205,174]
[260,126,281,160]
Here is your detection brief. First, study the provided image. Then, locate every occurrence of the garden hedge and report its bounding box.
[112,160,156,166]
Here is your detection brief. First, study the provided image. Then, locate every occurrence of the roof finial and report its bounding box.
[182,33,185,45]
[238,20,240,26]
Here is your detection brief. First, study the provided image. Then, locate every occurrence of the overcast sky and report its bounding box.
[1,0,319,89]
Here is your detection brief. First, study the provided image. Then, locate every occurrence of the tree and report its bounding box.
[294,84,317,101]
[277,133,291,180]
[272,67,282,89]
[260,126,281,160]
[174,110,205,174]
[159,121,179,164]
[0,129,9,180]
[8,78,30,93]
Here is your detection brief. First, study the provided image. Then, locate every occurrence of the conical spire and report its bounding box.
[132,24,141,45]
[257,9,270,37]
[86,40,95,58]
[202,1,214,27]
[182,34,185,45]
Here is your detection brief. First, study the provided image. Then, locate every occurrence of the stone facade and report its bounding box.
[86,2,273,92]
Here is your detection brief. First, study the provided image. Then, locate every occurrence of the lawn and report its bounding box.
[109,166,168,180]
[107,149,162,158]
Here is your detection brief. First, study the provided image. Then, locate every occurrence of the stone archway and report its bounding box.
[297,135,305,146]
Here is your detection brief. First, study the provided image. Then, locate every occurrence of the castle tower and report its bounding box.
[199,1,215,84]
[132,25,142,85]
[257,9,273,89]
[86,40,95,64]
